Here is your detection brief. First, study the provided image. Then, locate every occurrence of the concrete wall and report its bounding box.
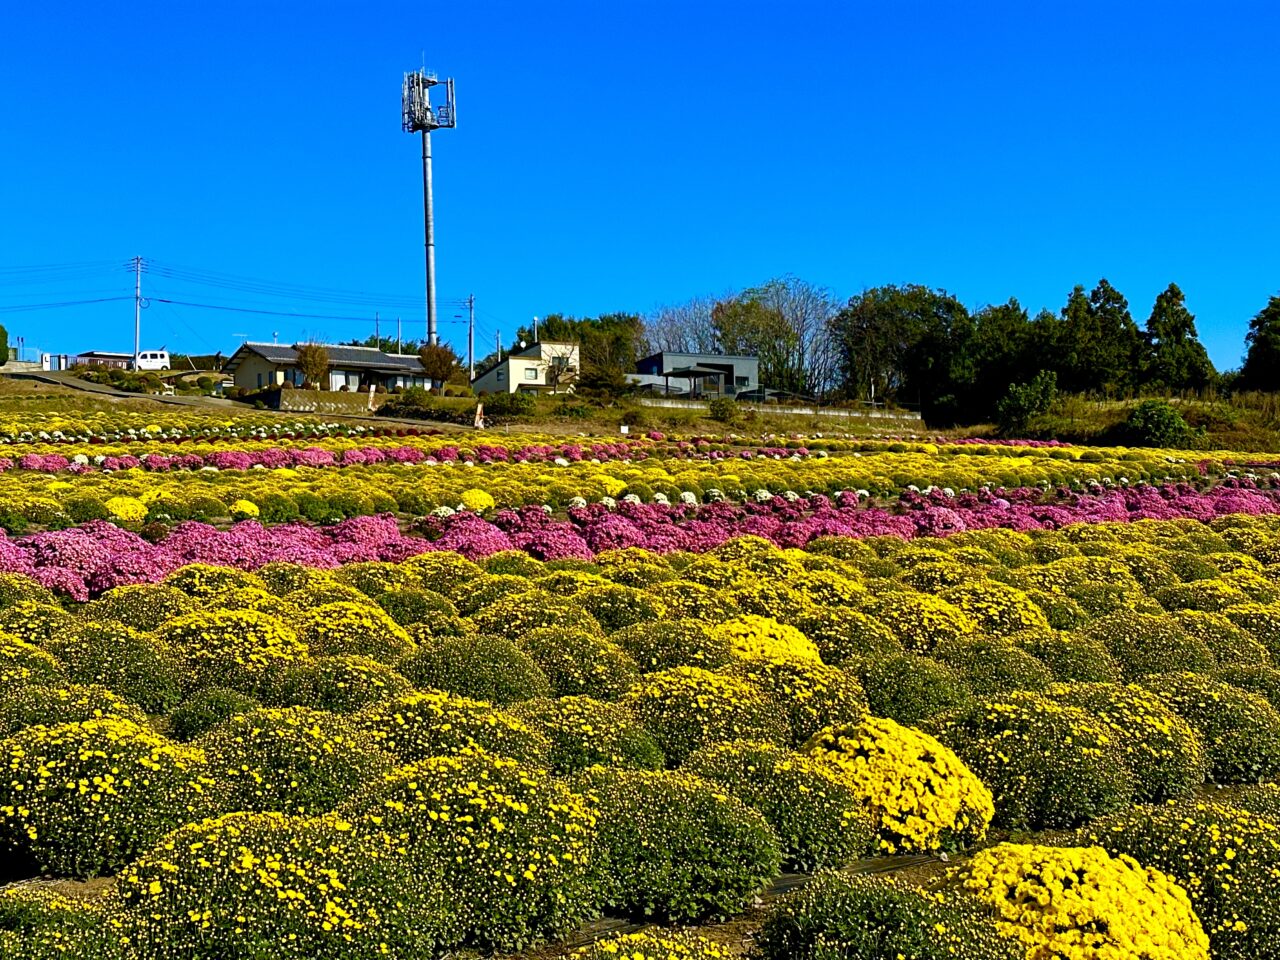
[267,388,387,414]
[637,397,923,422]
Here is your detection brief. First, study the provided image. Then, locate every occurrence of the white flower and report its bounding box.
[782,490,801,502]
[554,457,570,466]
[568,496,588,509]
[72,454,90,466]
[622,493,642,505]
[430,505,456,518]
[942,487,955,497]
[601,496,618,508]
[753,488,774,502]
[653,492,671,505]
[705,488,726,502]
[855,489,870,499]
[541,504,553,513]
[679,491,698,505]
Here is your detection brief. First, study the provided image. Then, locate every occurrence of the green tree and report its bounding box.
[293,342,329,388]
[997,370,1058,434]
[1141,283,1215,391]
[1052,280,1142,394]
[1240,296,1280,392]
[417,343,462,384]
[508,313,644,395]
[712,296,800,393]
[962,299,1031,420]
[0,324,8,366]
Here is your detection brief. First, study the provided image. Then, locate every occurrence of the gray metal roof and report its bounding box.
[227,342,425,373]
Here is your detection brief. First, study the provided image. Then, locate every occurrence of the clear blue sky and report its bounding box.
[2,0,1277,368]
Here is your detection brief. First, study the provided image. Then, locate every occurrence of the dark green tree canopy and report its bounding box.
[1241,295,1280,392]
[1142,283,1215,391]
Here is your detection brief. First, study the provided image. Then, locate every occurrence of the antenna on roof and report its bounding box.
[273,331,279,344]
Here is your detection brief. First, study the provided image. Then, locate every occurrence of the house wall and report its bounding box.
[232,355,284,390]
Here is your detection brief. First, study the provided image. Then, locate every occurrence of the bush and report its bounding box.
[0,602,76,646]
[940,581,1053,637]
[374,587,458,625]
[708,397,737,423]
[996,370,1057,434]
[520,626,639,699]
[116,812,454,959]
[571,930,731,960]
[1079,801,1280,960]
[645,581,741,622]
[167,687,261,741]
[155,609,308,696]
[0,719,213,877]
[866,593,976,652]
[572,766,780,922]
[611,620,732,672]
[1014,631,1120,682]
[1173,609,1271,666]
[926,692,1135,830]
[1124,398,1193,447]
[1217,663,1280,708]
[82,583,195,631]
[268,654,413,713]
[804,717,993,853]
[45,620,177,709]
[333,561,420,596]
[755,872,1020,960]
[859,654,973,726]
[401,551,486,595]
[199,706,393,816]
[622,666,788,765]
[711,614,821,663]
[510,695,663,773]
[398,633,550,705]
[163,563,266,598]
[293,602,414,661]
[575,583,667,632]
[0,682,145,739]
[933,636,1054,695]
[726,657,866,745]
[684,740,875,870]
[353,690,549,764]
[0,885,123,960]
[957,842,1207,960]
[788,608,902,668]
[1083,611,1215,680]
[1224,602,1280,658]
[343,751,596,951]
[0,634,65,692]
[1139,671,1280,782]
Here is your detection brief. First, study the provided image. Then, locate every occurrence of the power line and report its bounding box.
[0,296,132,313]
[150,297,469,324]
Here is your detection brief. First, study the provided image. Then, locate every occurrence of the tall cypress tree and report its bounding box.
[1087,279,1142,391]
[1142,283,1214,391]
[1241,296,1280,392]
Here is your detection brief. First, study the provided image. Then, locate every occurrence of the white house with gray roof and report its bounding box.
[223,342,430,392]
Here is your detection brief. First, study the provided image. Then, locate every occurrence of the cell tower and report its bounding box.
[402,69,456,347]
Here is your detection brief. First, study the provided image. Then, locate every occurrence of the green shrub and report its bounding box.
[0,682,145,738]
[726,657,867,745]
[1139,672,1280,782]
[576,584,667,632]
[397,633,550,705]
[47,621,183,713]
[859,654,972,726]
[684,740,875,870]
[167,687,261,741]
[755,872,1020,960]
[1217,664,1280,709]
[926,692,1136,829]
[572,766,780,922]
[520,626,639,699]
[343,751,596,951]
[0,885,123,960]
[353,690,548,764]
[933,636,1054,695]
[0,719,213,877]
[621,666,788,765]
[374,587,459,625]
[82,584,195,631]
[510,695,663,773]
[268,654,413,713]
[1083,611,1215,680]
[1124,398,1193,447]
[199,706,393,816]
[154,609,308,696]
[792,608,902,667]
[1172,610,1271,666]
[1014,631,1120,682]
[293,602,414,661]
[611,620,732,672]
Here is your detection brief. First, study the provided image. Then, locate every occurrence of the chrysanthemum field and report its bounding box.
[4,409,1280,959]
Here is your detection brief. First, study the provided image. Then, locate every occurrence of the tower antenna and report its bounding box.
[402,67,456,347]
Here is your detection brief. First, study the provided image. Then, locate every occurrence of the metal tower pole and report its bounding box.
[133,256,142,368]
[422,129,438,346]
[467,293,475,380]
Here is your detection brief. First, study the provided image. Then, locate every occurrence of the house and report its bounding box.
[471,340,580,394]
[222,342,431,392]
[72,350,135,370]
[631,351,760,398]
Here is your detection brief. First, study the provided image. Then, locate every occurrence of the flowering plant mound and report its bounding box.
[866,593,976,652]
[927,692,1136,830]
[162,563,267,598]
[167,687,261,742]
[116,811,456,960]
[957,842,1209,960]
[755,872,1020,960]
[859,653,974,726]
[1014,631,1120,683]
[576,583,668,633]
[933,635,1054,695]
[611,620,732,672]
[397,633,550,705]
[0,601,77,646]
[332,559,421,596]
[572,766,780,922]
[0,682,145,739]
[1083,611,1215,680]
[353,690,549,764]
[645,580,741,622]
[804,717,993,853]
[726,656,867,745]
[1080,800,1280,960]
[343,751,597,951]
[712,614,821,663]
[199,706,394,816]
[49,621,184,713]
[622,666,788,765]
[940,581,1052,637]
[0,884,122,960]
[792,608,902,667]
[1047,682,1207,802]
[0,718,213,877]
[510,695,663,773]
[684,740,876,870]
[519,626,639,699]
[0,633,65,691]
[374,586,458,625]
[570,930,732,960]
[154,609,308,696]
[1173,609,1270,667]
[293,601,414,662]
[269,654,413,714]
[82,583,194,630]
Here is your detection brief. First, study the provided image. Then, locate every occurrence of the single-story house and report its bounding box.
[632,351,760,398]
[72,350,135,370]
[223,342,431,392]
[471,340,580,394]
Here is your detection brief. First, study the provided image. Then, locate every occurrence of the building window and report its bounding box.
[524,367,539,381]
[497,370,505,382]
[735,376,749,386]
[256,373,263,388]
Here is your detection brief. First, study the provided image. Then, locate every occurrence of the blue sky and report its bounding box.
[2,1,1277,368]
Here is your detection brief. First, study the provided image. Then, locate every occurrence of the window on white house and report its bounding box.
[524,367,538,381]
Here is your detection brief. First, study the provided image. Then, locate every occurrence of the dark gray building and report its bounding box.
[632,352,760,397]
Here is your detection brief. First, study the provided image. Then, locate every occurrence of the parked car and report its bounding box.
[135,350,171,371]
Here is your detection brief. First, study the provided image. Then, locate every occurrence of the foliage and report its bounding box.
[509,695,663,773]
[398,632,550,704]
[611,619,732,672]
[520,626,639,699]
[293,342,330,387]
[859,653,973,726]
[167,687,261,742]
[1124,399,1194,447]
[353,690,549,764]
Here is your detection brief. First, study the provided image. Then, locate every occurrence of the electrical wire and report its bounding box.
[0,296,132,313]
[151,297,469,324]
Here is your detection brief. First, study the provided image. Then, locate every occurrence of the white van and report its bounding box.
[135,350,171,371]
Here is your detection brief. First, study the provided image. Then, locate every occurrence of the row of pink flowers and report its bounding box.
[7,480,1279,600]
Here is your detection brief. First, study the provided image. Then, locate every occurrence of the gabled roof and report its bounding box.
[225,342,425,374]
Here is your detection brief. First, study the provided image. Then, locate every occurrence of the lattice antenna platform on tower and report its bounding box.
[402,71,456,132]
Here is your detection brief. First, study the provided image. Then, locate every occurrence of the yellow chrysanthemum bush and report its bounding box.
[575,583,668,633]
[396,632,550,705]
[621,666,788,765]
[103,495,148,523]
[0,682,145,739]
[644,580,742,622]
[518,626,640,700]
[683,740,876,870]
[1013,630,1121,683]
[268,653,414,714]
[1046,682,1208,802]
[0,884,123,960]
[331,559,422,596]
[865,592,977,652]
[116,811,456,960]
[572,766,780,922]
[167,687,261,742]
[932,634,1054,695]
[353,689,549,764]
[857,653,974,726]
[161,563,267,599]
[725,655,867,745]
[939,581,1052,637]
[717,580,817,625]
[712,614,821,663]
[791,607,903,667]
[1172,609,1271,667]
[198,706,394,816]
[48,621,184,713]
[611,619,732,672]
[469,590,603,641]
[509,695,663,774]
[1138,671,1280,782]
[0,718,214,877]
[343,750,598,951]
[459,486,496,512]
[926,692,1136,830]
[803,717,993,854]
[1079,800,1280,960]
[1082,611,1215,679]
[754,871,1020,960]
[399,550,485,595]
[153,608,309,697]
[292,601,415,662]
[1223,602,1280,658]
[570,930,732,960]
[955,842,1209,960]
[372,586,459,626]
[0,601,77,646]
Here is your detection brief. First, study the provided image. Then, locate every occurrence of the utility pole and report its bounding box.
[495,330,501,361]
[375,312,380,347]
[402,71,456,348]
[467,293,475,380]
[396,316,402,355]
[533,315,539,342]
[132,256,143,369]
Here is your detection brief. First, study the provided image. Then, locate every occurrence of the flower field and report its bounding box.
[3,412,1280,958]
